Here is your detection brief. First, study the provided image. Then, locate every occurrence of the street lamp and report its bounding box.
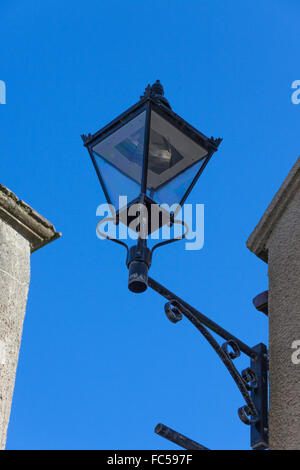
[82,82,268,450]
[82,81,222,293]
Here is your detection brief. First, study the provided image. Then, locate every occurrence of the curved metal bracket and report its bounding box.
[96,217,129,253]
[148,277,269,450]
[96,217,189,256]
[95,220,269,449]
[165,300,259,425]
[151,219,189,254]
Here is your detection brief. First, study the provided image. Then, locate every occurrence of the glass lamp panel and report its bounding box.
[148,158,205,207]
[91,155,141,209]
[146,111,208,205]
[92,111,146,208]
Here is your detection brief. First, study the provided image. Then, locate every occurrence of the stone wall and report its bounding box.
[0,221,30,449]
[0,185,60,449]
[247,156,300,449]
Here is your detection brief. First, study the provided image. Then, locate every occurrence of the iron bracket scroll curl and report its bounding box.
[149,277,269,451]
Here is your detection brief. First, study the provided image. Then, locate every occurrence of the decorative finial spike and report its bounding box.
[210,137,223,148]
[140,80,171,108]
[151,80,164,96]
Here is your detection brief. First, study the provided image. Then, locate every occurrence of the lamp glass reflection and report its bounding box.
[92,111,146,208]
[147,111,208,205]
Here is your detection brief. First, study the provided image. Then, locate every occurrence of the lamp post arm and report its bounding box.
[148,276,269,450]
[165,299,259,423]
[148,277,257,359]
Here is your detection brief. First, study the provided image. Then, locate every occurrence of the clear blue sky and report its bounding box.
[1,0,299,450]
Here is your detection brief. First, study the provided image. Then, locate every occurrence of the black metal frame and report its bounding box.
[92,218,269,449]
[81,94,220,154]
[81,83,222,231]
[82,82,268,449]
[148,277,269,450]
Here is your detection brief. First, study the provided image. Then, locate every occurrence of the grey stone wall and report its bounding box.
[0,184,60,450]
[247,156,300,450]
[0,221,30,449]
[266,188,300,449]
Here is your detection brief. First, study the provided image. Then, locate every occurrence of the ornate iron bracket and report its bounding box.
[148,277,269,450]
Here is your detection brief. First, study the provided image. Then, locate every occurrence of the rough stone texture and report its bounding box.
[247,156,300,450]
[0,221,30,450]
[0,185,61,449]
[266,188,300,449]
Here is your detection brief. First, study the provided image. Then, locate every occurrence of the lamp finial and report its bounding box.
[140,80,171,108]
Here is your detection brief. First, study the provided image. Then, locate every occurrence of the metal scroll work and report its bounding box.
[149,277,269,450]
